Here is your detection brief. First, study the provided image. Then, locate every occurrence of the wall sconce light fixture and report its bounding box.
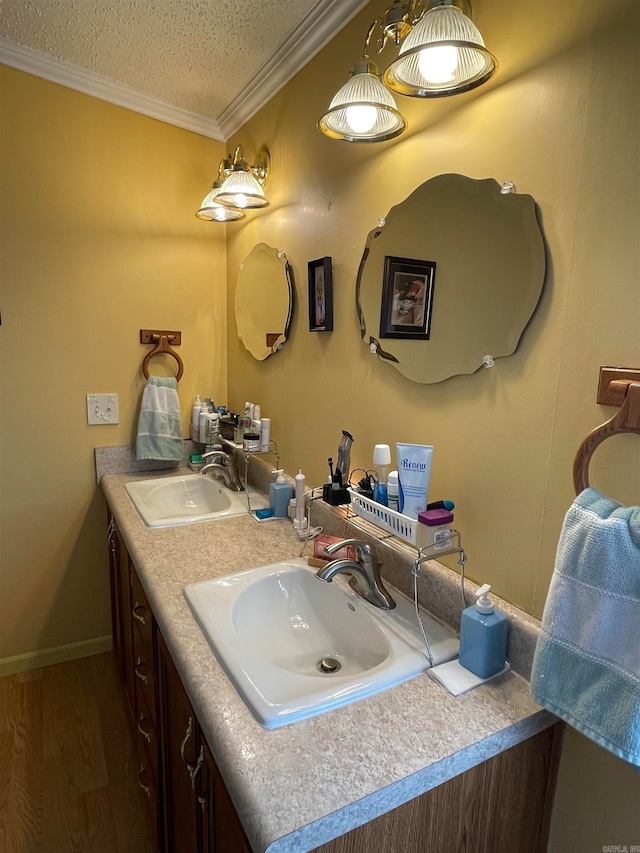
[196,145,270,221]
[318,0,496,143]
[196,157,246,221]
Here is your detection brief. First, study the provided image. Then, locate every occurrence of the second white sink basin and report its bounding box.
[125,474,268,527]
[184,558,459,728]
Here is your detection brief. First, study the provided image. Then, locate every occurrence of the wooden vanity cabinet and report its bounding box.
[108,515,161,845]
[157,632,251,853]
[310,721,563,853]
[107,513,250,853]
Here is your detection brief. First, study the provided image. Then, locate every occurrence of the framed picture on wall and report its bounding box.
[308,257,333,332]
[379,255,436,339]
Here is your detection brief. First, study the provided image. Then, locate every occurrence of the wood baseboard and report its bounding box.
[0,635,113,677]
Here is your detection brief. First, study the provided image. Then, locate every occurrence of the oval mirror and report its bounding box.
[356,174,546,384]
[235,243,293,361]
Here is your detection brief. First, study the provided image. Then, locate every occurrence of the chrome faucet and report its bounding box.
[200,451,243,492]
[315,539,396,610]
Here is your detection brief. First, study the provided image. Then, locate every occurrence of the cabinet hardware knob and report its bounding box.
[137,714,153,743]
[107,518,116,555]
[180,716,194,771]
[189,745,205,791]
[132,602,147,624]
[138,764,152,798]
[134,656,149,685]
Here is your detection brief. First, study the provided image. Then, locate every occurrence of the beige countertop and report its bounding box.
[101,467,555,853]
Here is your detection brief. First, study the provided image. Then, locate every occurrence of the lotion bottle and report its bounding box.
[270,470,292,518]
[458,584,508,679]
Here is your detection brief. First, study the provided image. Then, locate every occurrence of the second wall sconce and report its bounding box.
[318,0,497,143]
[196,145,270,222]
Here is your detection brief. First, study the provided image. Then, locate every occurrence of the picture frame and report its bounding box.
[379,255,436,340]
[308,257,333,332]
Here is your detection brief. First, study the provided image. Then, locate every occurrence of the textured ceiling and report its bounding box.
[0,0,369,136]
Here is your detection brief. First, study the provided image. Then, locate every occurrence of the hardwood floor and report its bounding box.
[0,652,156,853]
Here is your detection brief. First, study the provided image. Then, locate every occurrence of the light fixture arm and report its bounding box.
[364,0,473,57]
[226,144,270,189]
[361,0,467,58]
[361,18,386,58]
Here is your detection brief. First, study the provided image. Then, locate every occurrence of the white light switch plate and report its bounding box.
[87,393,119,425]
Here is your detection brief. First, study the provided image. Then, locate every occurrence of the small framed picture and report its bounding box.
[308,257,333,332]
[379,255,436,340]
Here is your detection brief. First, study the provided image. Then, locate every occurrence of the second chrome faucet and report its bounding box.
[200,450,244,492]
[315,539,396,610]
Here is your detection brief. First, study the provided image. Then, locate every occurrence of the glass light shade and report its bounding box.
[216,169,269,209]
[384,5,496,97]
[318,60,406,143]
[196,184,246,221]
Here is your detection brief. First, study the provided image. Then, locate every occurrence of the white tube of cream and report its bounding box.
[396,443,433,518]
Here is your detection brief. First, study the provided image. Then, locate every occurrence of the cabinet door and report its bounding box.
[158,632,251,853]
[108,515,135,722]
[158,632,202,853]
[204,746,252,853]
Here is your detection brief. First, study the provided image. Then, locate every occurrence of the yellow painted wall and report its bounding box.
[1,0,638,845]
[224,0,640,848]
[226,0,640,614]
[0,66,227,664]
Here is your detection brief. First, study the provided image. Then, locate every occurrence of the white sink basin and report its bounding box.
[184,558,459,728]
[125,474,268,528]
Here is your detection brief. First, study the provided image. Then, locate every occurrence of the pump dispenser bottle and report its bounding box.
[459,584,508,678]
[270,470,292,518]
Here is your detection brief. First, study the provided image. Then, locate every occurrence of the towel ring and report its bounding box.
[142,334,184,382]
[573,380,640,494]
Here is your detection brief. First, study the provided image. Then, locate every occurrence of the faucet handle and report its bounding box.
[325,538,372,563]
[202,449,227,463]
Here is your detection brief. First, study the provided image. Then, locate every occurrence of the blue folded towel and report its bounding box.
[136,376,183,462]
[531,487,640,767]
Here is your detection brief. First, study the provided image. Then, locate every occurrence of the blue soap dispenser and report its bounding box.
[270,469,292,518]
[459,584,508,679]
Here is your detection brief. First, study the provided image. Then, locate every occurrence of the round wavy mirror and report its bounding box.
[235,243,293,361]
[356,174,546,383]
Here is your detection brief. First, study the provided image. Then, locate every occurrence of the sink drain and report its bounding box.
[317,657,341,674]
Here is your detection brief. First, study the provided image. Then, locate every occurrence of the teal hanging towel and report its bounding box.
[136,376,183,462]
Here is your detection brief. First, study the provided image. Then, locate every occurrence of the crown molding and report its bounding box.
[0,36,225,140]
[216,0,372,138]
[0,0,371,143]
